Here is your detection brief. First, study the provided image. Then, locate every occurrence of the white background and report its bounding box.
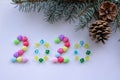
[0,0,120,80]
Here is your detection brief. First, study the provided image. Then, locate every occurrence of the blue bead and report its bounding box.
[80,41,84,46]
[55,53,60,58]
[40,39,44,44]
[11,57,16,63]
[34,49,39,54]
[74,50,78,55]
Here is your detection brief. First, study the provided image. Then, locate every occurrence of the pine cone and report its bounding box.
[99,1,118,21]
[89,20,111,44]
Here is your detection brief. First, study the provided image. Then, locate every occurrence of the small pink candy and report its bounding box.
[22,58,28,63]
[18,50,24,56]
[22,36,28,42]
[64,42,70,48]
[52,57,58,63]
[23,41,29,47]
[63,37,69,43]
[57,48,64,54]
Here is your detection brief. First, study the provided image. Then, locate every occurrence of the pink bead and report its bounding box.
[52,57,58,63]
[57,48,64,54]
[64,42,70,47]
[58,57,64,63]
[22,36,28,42]
[63,37,69,43]
[18,50,24,56]
[22,58,28,63]
[23,41,29,46]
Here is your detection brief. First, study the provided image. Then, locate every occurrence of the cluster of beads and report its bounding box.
[34,39,50,63]
[52,35,70,63]
[74,41,91,63]
[11,35,29,63]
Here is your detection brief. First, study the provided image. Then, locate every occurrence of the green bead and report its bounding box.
[14,39,20,45]
[55,38,61,44]
[80,58,84,63]
[45,50,50,54]
[64,57,69,63]
[39,58,44,63]
[86,50,91,55]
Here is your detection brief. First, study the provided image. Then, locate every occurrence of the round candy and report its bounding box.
[85,56,90,61]
[54,38,61,44]
[11,57,16,63]
[34,55,39,61]
[74,50,78,55]
[80,41,84,46]
[17,35,23,41]
[52,57,58,63]
[44,56,49,61]
[40,39,44,44]
[80,58,85,63]
[22,36,28,42]
[84,43,89,49]
[62,46,68,52]
[75,56,79,61]
[34,49,39,54]
[39,58,44,63]
[45,50,50,54]
[16,57,22,63]
[18,50,24,56]
[14,39,20,45]
[86,50,91,55]
[59,35,64,41]
[74,43,79,49]
[57,48,64,54]
[58,57,64,63]
[13,52,19,58]
[22,58,28,63]
[22,46,27,52]
[23,41,29,46]
[64,42,70,48]
[55,53,61,58]
[35,43,40,48]
[44,42,50,48]
[63,57,69,63]
[63,37,69,43]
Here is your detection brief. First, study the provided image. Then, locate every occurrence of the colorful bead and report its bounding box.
[45,50,50,54]
[55,53,60,58]
[34,49,39,54]
[40,39,44,45]
[80,41,84,46]
[57,48,64,54]
[84,43,89,49]
[74,43,79,49]
[74,50,78,55]
[44,56,49,61]
[22,36,28,42]
[17,35,23,41]
[86,50,91,55]
[64,42,70,48]
[18,50,24,56]
[16,57,22,63]
[54,38,61,44]
[63,57,69,63]
[11,57,16,63]
[58,57,64,63]
[44,42,50,48]
[75,56,79,61]
[80,58,85,63]
[22,46,27,52]
[52,57,58,63]
[22,58,28,63]
[13,52,19,58]
[34,55,39,61]
[14,39,20,45]
[35,43,40,48]
[63,37,69,43]
[62,46,68,52]
[23,41,29,47]
[59,35,64,41]
[85,56,90,61]
[39,58,44,63]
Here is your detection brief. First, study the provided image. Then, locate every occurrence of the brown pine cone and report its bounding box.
[99,1,118,21]
[89,20,111,44]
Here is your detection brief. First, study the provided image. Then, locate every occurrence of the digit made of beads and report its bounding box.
[74,41,91,63]
[52,35,70,63]
[34,39,50,63]
[11,35,29,63]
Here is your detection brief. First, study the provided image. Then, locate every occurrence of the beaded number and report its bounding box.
[52,35,70,63]
[11,35,29,63]
[34,39,50,63]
